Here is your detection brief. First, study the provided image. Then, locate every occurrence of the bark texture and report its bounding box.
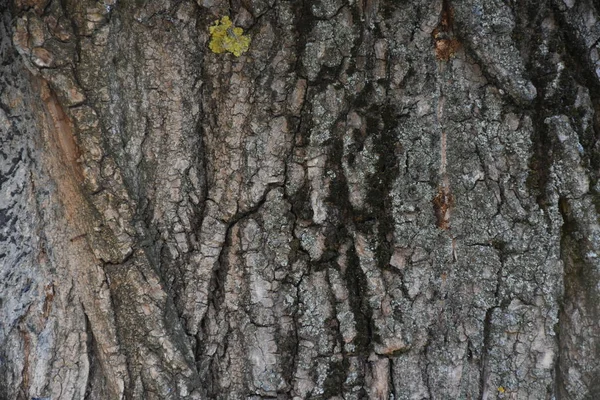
[1,0,600,398]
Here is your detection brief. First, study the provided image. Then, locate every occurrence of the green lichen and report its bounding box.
[208,16,251,57]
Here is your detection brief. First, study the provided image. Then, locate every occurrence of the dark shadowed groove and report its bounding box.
[478,305,496,400]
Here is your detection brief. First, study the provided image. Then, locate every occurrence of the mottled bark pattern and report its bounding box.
[1,0,600,398]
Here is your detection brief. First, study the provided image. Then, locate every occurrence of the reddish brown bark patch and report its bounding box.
[433,35,460,61]
[432,0,460,61]
[38,79,83,183]
[433,186,454,230]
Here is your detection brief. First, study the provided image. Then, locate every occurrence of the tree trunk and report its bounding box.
[1,0,600,398]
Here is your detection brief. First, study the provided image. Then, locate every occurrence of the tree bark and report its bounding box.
[1,0,600,398]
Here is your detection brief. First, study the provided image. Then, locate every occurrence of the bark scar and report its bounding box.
[432,184,453,230]
[432,0,460,61]
[42,283,55,319]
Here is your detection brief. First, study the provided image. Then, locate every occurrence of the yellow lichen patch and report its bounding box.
[498,386,506,394]
[209,16,251,57]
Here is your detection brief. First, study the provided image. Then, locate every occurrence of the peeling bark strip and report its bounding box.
[1,0,600,398]
[38,79,83,182]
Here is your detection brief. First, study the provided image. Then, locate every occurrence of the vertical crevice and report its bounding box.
[388,356,396,399]
[478,306,496,400]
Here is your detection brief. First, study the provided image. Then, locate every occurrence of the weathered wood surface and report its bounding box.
[1,0,599,398]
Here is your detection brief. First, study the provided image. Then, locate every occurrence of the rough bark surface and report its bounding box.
[1,0,600,398]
